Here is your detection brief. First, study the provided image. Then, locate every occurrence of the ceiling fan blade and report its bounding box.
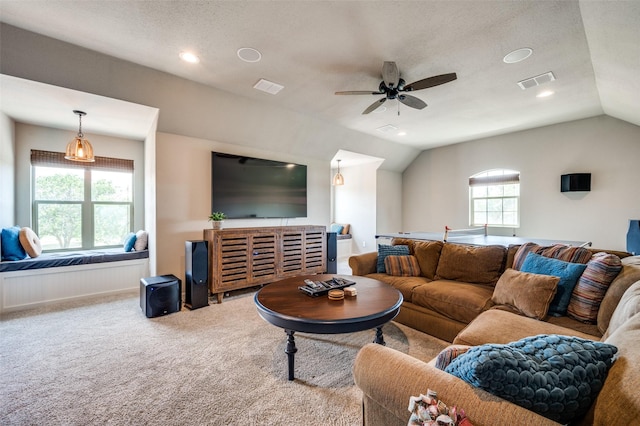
[335,91,384,95]
[404,73,457,91]
[382,61,400,88]
[362,98,386,114]
[398,94,427,110]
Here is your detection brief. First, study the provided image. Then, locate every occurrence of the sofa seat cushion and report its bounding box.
[435,243,506,285]
[444,334,618,424]
[545,316,601,338]
[602,280,640,340]
[411,280,494,324]
[453,309,599,347]
[364,273,430,303]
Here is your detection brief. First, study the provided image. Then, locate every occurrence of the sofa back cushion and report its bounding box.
[435,243,506,285]
[412,240,443,279]
[602,280,640,340]
[512,242,592,271]
[597,261,640,334]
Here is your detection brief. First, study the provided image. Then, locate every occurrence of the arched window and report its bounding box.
[469,169,520,227]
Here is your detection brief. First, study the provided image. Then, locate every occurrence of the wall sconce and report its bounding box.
[332,159,344,186]
[65,110,95,162]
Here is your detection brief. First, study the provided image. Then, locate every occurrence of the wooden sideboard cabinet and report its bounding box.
[203,225,326,302]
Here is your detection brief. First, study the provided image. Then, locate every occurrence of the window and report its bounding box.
[31,150,134,251]
[469,169,520,227]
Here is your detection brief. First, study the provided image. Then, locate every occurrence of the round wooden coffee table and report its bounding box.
[254,274,402,380]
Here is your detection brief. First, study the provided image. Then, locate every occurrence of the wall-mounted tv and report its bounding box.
[211,152,307,219]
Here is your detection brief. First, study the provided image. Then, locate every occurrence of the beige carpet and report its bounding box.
[0,289,448,425]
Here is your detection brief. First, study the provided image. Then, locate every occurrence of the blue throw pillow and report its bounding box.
[330,223,344,234]
[123,232,137,252]
[520,252,587,316]
[376,244,410,273]
[1,226,28,261]
[445,334,617,424]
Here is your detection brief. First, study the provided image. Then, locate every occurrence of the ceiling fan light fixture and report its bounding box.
[333,159,344,186]
[65,110,95,162]
[503,48,533,64]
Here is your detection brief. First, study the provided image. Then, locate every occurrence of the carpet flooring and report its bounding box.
[0,289,448,425]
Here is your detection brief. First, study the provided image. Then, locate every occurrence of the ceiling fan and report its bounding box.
[335,61,457,115]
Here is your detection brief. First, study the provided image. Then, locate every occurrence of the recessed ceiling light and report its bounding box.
[179,51,200,64]
[397,131,407,136]
[503,48,533,64]
[237,47,262,63]
[536,90,555,98]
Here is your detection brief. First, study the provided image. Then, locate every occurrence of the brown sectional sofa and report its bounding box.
[349,238,640,425]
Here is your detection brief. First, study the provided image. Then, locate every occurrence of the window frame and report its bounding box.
[469,169,520,228]
[31,150,134,252]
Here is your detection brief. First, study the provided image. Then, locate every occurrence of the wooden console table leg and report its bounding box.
[285,329,298,381]
[215,293,223,303]
[374,326,386,346]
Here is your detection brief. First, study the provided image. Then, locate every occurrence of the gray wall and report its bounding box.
[402,115,640,250]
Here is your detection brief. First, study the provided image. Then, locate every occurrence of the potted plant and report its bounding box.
[208,212,227,229]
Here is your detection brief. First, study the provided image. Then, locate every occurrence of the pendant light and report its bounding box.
[333,159,344,186]
[65,110,95,162]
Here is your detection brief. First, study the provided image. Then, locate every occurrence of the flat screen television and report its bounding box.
[211,152,307,219]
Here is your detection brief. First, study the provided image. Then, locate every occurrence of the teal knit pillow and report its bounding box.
[376,244,409,273]
[445,334,617,424]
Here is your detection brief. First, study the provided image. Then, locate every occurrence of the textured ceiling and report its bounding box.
[0,0,638,150]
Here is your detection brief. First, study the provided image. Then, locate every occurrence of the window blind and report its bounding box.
[468,173,519,187]
[31,150,133,172]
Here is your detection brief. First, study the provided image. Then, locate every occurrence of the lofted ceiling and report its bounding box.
[0,0,638,151]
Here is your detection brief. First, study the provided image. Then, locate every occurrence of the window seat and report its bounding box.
[0,249,149,273]
[0,249,150,313]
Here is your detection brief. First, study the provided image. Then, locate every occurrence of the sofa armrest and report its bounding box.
[353,343,560,426]
[348,251,378,276]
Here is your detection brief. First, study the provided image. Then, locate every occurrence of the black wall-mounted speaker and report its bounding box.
[561,173,591,192]
[326,232,337,274]
[140,275,181,318]
[185,240,209,310]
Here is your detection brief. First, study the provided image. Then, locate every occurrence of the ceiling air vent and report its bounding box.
[253,78,284,95]
[517,71,555,90]
[376,124,398,133]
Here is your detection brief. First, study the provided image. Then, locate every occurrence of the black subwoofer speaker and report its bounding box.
[326,232,337,274]
[185,240,209,310]
[140,275,181,318]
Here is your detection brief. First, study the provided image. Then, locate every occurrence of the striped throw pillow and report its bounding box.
[512,243,592,270]
[384,255,421,277]
[567,252,622,323]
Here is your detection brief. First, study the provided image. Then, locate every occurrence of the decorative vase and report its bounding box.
[212,221,223,230]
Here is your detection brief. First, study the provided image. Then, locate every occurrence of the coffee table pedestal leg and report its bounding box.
[285,329,297,381]
[374,326,386,345]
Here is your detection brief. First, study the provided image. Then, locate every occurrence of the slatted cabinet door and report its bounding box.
[204,226,326,303]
